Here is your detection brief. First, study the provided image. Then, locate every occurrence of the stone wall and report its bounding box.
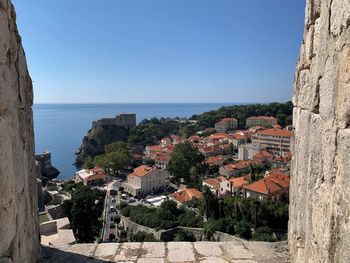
[0,0,39,262]
[290,0,350,262]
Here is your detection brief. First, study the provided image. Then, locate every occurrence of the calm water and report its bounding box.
[33,103,236,180]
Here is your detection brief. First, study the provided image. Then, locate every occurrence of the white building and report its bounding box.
[238,143,266,160]
[75,167,106,186]
[123,165,168,196]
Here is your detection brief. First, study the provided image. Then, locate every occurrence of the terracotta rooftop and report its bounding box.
[129,165,155,177]
[244,173,290,195]
[169,188,202,203]
[209,133,229,139]
[256,128,293,138]
[229,175,251,188]
[254,150,274,159]
[203,178,221,190]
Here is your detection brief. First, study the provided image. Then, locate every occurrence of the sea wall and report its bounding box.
[0,0,39,262]
[290,0,350,262]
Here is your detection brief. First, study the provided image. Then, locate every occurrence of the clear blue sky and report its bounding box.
[13,0,306,103]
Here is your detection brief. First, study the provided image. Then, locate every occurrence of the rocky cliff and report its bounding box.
[0,0,39,262]
[290,0,350,262]
[75,125,130,166]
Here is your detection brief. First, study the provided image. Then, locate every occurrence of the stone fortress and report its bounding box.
[92,113,136,129]
[1,0,350,262]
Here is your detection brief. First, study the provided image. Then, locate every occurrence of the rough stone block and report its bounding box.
[167,242,195,262]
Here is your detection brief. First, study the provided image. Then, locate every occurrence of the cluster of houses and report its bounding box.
[75,115,292,206]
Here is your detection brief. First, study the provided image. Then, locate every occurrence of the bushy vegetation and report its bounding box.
[84,141,131,173]
[61,182,105,243]
[130,231,158,242]
[200,188,288,241]
[190,101,293,131]
[128,117,180,146]
[121,200,203,230]
[174,229,197,242]
[167,142,206,184]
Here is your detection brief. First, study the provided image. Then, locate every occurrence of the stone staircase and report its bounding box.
[40,241,290,263]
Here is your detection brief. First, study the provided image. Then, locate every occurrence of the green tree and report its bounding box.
[61,184,105,243]
[167,142,205,183]
[236,220,252,239]
[200,185,219,220]
[158,200,179,221]
[174,229,196,242]
[83,156,95,169]
[105,141,128,153]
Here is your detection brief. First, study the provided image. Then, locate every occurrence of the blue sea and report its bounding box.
[33,103,237,180]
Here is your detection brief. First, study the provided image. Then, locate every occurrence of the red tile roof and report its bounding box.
[254,150,273,159]
[229,174,251,188]
[203,178,221,190]
[207,155,224,165]
[169,188,202,203]
[256,128,293,138]
[209,133,229,139]
[244,173,290,195]
[129,165,154,177]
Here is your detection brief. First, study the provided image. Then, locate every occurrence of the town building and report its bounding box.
[251,128,293,156]
[75,167,107,186]
[169,188,202,206]
[206,155,225,166]
[228,133,248,148]
[219,160,256,177]
[154,153,170,170]
[215,118,238,132]
[246,116,278,128]
[219,175,251,196]
[238,143,266,160]
[253,150,274,163]
[243,173,290,202]
[122,165,168,196]
[202,176,226,195]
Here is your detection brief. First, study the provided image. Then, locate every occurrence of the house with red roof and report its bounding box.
[253,150,274,163]
[228,133,248,148]
[251,128,293,156]
[154,153,170,170]
[206,155,224,166]
[243,173,290,202]
[219,174,251,196]
[122,165,168,196]
[75,167,106,186]
[219,160,257,177]
[202,176,226,195]
[169,188,202,206]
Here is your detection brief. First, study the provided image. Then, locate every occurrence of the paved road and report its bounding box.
[102,181,119,242]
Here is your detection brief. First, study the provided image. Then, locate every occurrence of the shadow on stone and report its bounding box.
[39,246,111,263]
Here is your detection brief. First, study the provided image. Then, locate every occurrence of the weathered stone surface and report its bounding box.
[141,242,165,258]
[193,242,222,257]
[290,0,350,262]
[167,242,195,262]
[0,0,39,262]
[40,241,290,263]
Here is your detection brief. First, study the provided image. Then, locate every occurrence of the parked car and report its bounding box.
[110,223,115,229]
[111,198,116,203]
[109,233,115,240]
[109,208,116,213]
[128,199,135,203]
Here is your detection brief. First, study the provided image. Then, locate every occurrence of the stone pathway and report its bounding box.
[40,241,290,263]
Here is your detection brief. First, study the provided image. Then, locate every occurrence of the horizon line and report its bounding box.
[33,100,290,105]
